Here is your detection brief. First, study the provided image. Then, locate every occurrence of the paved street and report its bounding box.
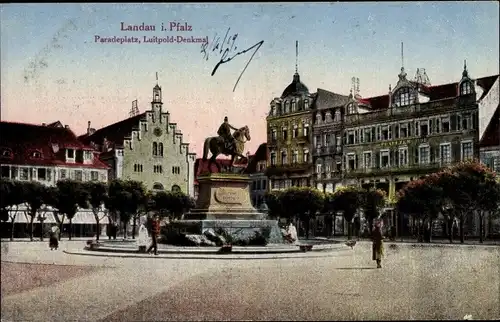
[1,241,499,321]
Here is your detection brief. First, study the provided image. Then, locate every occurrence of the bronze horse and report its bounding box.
[202,126,251,172]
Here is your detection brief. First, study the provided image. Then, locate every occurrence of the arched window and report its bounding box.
[393,87,411,107]
[291,100,296,112]
[171,184,181,192]
[304,99,309,109]
[284,101,290,113]
[158,143,164,156]
[152,142,158,156]
[460,81,473,96]
[31,151,42,159]
[153,182,164,190]
[1,148,13,158]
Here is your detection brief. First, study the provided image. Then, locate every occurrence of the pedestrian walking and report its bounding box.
[49,225,59,250]
[372,220,384,268]
[147,215,161,255]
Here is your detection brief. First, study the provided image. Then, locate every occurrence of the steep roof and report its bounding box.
[480,104,500,148]
[281,73,309,98]
[0,121,109,169]
[78,113,146,146]
[314,88,349,109]
[243,143,267,174]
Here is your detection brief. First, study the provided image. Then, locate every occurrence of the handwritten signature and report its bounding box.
[201,28,263,92]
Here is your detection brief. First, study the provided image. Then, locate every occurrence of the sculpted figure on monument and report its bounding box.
[217,116,238,151]
[203,115,251,172]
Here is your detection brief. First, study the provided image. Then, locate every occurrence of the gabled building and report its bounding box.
[79,83,197,196]
[0,121,109,238]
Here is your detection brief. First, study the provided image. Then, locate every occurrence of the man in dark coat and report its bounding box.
[217,116,238,150]
[147,215,161,255]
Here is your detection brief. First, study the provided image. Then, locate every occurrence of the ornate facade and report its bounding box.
[265,72,314,190]
[79,84,197,196]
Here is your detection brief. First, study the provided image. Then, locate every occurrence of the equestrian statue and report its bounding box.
[202,116,251,172]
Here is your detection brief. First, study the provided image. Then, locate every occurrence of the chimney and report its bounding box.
[87,121,92,135]
[64,125,69,129]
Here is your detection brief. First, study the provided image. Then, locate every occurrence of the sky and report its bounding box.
[1,2,499,157]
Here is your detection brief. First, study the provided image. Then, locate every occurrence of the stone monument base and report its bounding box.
[186,173,263,220]
[166,173,284,245]
[168,219,283,245]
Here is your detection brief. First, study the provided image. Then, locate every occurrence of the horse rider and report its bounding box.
[217,116,238,150]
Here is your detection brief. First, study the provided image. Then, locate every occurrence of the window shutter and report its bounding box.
[395,125,399,139]
[415,121,420,136]
[408,122,413,137]
[395,150,400,166]
[429,119,434,134]
[414,146,419,164]
[375,152,380,168]
[450,114,457,131]
[430,145,435,163]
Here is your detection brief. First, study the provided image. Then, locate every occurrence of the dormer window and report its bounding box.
[31,151,42,159]
[291,100,296,112]
[304,99,309,109]
[1,148,13,159]
[270,104,275,116]
[84,150,93,160]
[347,103,357,115]
[393,87,411,107]
[66,149,74,159]
[460,81,473,95]
[284,101,290,113]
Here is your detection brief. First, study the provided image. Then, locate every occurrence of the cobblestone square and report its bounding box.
[1,241,499,321]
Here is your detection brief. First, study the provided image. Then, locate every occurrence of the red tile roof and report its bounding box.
[243,143,267,174]
[78,113,146,147]
[194,157,249,185]
[0,121,109,169]
[356,74,499,110]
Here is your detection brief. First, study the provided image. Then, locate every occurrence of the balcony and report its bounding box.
[265,163,313,177]
[295,135,310,144]
[313,146,342,156]
[315,171,342,181]
[343,162,448,178]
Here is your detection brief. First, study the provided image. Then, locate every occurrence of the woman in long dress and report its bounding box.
[372,221,384,268]
[136,223,150,249]
[49,225,59,250]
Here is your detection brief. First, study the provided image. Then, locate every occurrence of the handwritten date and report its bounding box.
[201,28,263,92]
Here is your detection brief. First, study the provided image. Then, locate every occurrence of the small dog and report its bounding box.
[345,240,357,249]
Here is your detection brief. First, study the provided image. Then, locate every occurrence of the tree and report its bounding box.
[331,186,364,240]
[323,192,339,237]
[440,161,500,243]
[396,175,444,242]
[54,180,89,240]
[152,191,195,221]
[0,180,26,241]
[44,186,65,241]
[264,191,284,220]
[83,181,108,241]
[280,187,324,239]
[22,181,49,241]
[107,180,146,239]
[361,188,387,234]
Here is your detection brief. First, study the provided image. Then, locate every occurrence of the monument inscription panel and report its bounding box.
[214,188,242,205]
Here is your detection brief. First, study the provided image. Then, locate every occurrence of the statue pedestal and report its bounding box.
[168,173,283,245]
[186,173,262,220]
